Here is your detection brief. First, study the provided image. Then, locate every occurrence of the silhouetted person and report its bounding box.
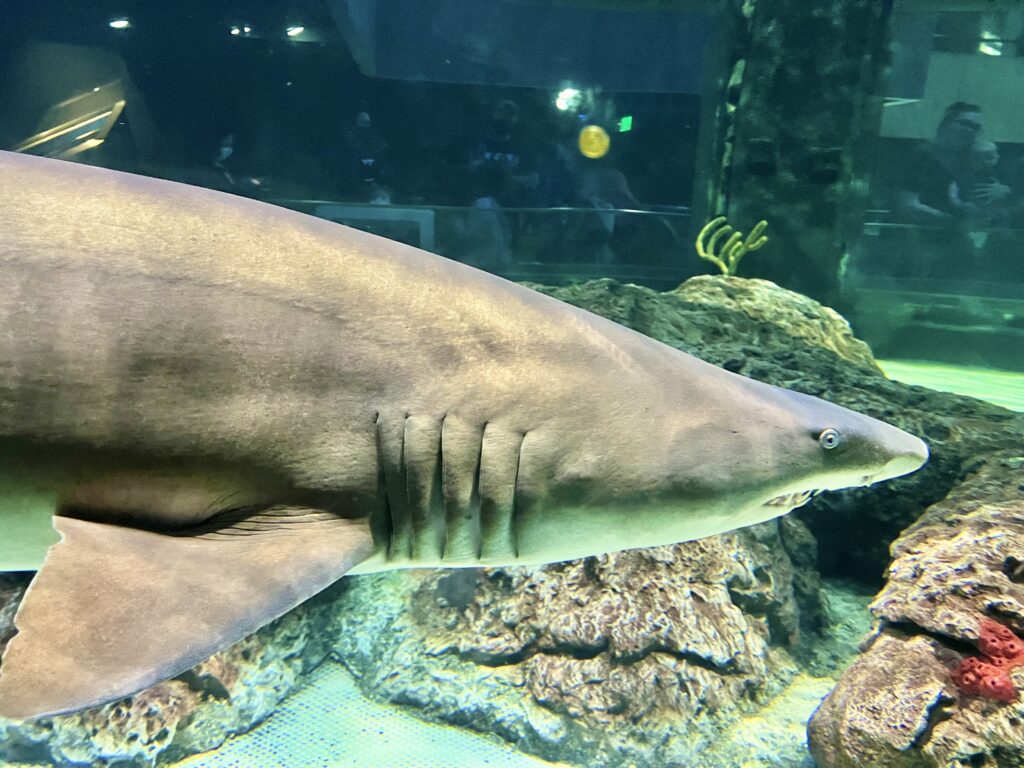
[212,133,238,187]
[467,100,538,208]
[341,112,391,202]
[894,102,984,279]
[210,133,263,195]
[897,102,981,223]
[575,168,643,263]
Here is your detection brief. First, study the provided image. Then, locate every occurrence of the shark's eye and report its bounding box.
[819,428,842,450]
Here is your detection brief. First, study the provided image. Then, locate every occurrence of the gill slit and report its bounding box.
[473,421,489,560]
[439,411,449,560]
[400,410,412,559]
[372,411,394,559]
[512,430,526,559]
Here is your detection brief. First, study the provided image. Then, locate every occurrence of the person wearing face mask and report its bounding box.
[209,132,265,196]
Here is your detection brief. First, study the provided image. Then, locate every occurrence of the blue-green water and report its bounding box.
[2,3,1024,767]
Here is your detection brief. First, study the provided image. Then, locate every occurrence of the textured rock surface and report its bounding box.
[675,275,879,370]
[809,632,950,768]
[809,454,1024,768]
[0,576,27,661]
[529,275,878,373]
[693,0,890,307]
[329,522,811,767]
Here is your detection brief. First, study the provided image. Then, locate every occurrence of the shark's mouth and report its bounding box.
[764,489,817,509]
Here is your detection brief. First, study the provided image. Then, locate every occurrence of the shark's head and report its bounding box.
[718,381,929,513]
[515,362,928,565]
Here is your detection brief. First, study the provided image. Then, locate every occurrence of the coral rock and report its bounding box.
[952,656,1017,703]
[951,620,1024,704]
[978,619,1024,665]
[809,456,1024,768]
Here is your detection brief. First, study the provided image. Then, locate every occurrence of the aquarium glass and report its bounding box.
[1,3,1023,768]
[852,7,1024,372]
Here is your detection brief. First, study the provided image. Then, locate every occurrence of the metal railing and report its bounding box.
[275,198,699,289]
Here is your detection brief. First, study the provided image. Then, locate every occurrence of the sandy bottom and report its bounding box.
[171,660,566,768]
[879,359,1024,412]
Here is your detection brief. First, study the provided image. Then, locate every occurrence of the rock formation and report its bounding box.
[809,455,1024,768]
[326,520,816,767]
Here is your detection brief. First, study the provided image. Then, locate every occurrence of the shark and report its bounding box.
[0,151,928,720]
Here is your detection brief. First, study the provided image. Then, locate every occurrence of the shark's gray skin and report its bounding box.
[0,151,928,720]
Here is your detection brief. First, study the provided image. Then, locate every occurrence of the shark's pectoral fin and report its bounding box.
[0,507,373,720]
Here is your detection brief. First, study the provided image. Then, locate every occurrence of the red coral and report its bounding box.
[978,620,1024,664]
[952,619,1024,703]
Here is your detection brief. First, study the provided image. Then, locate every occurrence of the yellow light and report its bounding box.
[578,125,611,159]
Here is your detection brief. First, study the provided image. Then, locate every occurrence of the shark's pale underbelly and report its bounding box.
[0,439,300,571]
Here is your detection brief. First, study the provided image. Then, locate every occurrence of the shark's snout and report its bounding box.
[742,383,931,493]
[869,432,929,484]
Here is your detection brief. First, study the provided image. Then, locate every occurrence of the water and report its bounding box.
[1,3,1023,768]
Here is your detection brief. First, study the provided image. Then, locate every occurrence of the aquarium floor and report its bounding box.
[171,660,567,768]
[878,359,1024,412]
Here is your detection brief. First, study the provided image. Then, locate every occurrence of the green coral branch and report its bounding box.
[695,216,769,276]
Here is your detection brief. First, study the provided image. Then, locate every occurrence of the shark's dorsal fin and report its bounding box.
[0,508,373,719]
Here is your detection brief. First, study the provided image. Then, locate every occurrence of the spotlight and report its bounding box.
[979,31,1002,56]
[286,26,305,37]
[555,88,580,112]
[108,18,130,30]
